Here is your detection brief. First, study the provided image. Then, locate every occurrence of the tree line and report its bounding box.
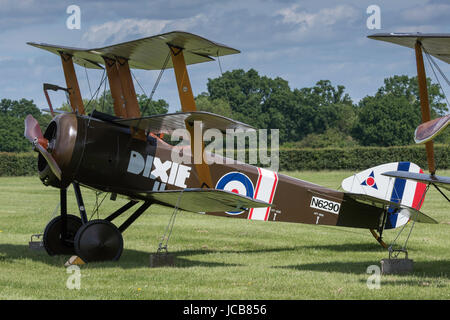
[1,70,448,152]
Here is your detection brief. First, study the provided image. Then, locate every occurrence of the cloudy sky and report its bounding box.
[2,0,450,112]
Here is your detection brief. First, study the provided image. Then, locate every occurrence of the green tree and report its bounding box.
[352,75,447,146]
[291,80,356,141]
[0,98,51,152]
[205,69,357,145]
[195,93,233,118]
[60,90,169,116]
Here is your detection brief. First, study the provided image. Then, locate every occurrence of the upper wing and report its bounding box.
[27,31,240,70]
[137,188,270,213]
[368,33,450,64]
[382,171,450,191]
[345,192,438,224]
[113,111,255,134]
[414,114,450,144]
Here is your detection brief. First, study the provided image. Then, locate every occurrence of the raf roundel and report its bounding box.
[215,172,255,215]
[361,170,378,190]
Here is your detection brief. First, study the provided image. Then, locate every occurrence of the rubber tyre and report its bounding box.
[43,214,82,256]
[74,220,123,263]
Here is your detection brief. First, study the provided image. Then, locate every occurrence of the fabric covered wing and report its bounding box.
[27,31,240,70]
[345,192,438,224]
[113,111,255,134]
[140,188,270,213]
[368,33,450,64]
[382,171,450,191]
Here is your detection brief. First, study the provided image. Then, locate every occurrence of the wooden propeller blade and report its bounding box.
[414,114,450,144]
[35,143,62,181]
[24,114,44,143]
[24,114,61,180]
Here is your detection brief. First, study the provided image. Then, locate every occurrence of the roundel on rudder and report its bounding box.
[215,172,255,215]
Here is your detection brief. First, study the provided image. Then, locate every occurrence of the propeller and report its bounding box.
[24,115,62,180]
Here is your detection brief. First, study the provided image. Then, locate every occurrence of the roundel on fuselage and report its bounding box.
[215,172,254,214]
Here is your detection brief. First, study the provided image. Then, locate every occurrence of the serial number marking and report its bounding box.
[310,196,341,214]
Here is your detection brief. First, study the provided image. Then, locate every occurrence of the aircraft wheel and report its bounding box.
[43,214,82,256]
[74,220,123,263]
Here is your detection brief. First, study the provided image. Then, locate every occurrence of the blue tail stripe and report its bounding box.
[386,162,410,229]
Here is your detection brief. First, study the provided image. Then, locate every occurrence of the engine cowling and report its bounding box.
[38,113,80,188]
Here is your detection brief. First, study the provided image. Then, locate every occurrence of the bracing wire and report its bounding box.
[216,50,232,107]
[84,69,107,112]
[157,190,184,253]
[422,45,450,111]
[89,191,108,221]
[101,69,108,113]
[132,51,171,117]
[388,184,430,257]
[84,66,93,98]
[421,44,450,170]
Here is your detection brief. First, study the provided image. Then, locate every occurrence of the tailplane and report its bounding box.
[342,162,430,229]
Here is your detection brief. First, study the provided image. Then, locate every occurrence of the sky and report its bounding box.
[2,0,450,113]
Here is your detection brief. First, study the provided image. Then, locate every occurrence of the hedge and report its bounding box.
[0,145,448,176]
[0,152,37,176]
[277,144,449,171]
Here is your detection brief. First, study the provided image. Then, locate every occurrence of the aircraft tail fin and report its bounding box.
[342,162,429,229]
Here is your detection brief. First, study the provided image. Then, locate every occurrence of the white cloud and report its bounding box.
[390,24,440,34]
[0,56,13,63]
[81,18,170,45]
[81,14,208,46]
[401,4,450,23]
[276,4,359,31]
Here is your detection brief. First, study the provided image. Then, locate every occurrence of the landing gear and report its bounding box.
[43,214,82,256]
[74,220,123,262]
[39,183,152,263]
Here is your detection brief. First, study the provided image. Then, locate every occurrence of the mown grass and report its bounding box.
[0,171,449,300]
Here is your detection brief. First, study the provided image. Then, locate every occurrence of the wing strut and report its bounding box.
[414,41,436,174]
[169,45,213,189]
[59,52,85,115]
[103,56,127,118]
[102,55,147,140]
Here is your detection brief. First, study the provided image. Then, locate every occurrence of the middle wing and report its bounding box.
[113,111,255,134]
[345,192,438,224]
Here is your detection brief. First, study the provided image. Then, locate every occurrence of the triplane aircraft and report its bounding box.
[24,31,438,264]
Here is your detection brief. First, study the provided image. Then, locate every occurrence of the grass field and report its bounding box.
[0,171,449,300]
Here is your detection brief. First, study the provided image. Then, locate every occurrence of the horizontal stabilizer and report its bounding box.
[113,111,255,134]
[136,188,270,213]
[414,114,450,144]
[27,31,240,70]
[382,171,450,191]
[342,162,432,229]
[345,192,437,224]
[342,162,427,209]
[368,33,450,64]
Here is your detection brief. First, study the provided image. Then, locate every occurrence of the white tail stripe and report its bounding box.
[400,163,420,208]
[249,168,278,221]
